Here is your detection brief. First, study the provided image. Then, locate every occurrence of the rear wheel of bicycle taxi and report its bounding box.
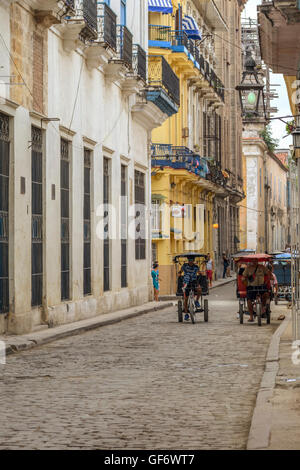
[239,301,244,324]
[189,297,195,324]
[204,299,208,322]
[178,300,183,323]
[257,302,262,326]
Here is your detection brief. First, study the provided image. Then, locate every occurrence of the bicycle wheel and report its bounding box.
[204,299,208,322]
[178,300,183,323]
[266,303,271,324]
[257,303,262,326]
[239,301,244,324]
[189,296,195,324]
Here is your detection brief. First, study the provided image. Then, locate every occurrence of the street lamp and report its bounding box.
[236,49,266,120]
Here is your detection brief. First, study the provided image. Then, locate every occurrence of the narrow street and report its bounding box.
[0,282,280,450]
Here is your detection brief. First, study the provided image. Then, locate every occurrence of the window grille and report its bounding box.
[135,170,146,260]
[0,113,9,314]
[84,149,91,295]
[31,126,43,306]
[121,164,127,288]
[61,138,71,301]
[103,158,110,291]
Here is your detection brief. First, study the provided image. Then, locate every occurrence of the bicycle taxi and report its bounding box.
[234,253,273,326]
[271,252,292,305]
[173,253,209,324]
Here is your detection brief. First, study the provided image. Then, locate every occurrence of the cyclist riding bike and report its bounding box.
[242,260,271,322]
[179,256,202,321]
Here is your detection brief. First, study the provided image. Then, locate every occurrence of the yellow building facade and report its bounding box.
[149,0,246,294]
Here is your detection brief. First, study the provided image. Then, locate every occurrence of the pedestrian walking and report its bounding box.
[206,253,214,288]
[222,252,229,279]
[151,262,160,301]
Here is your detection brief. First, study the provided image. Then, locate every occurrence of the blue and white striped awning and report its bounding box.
[182,15,202,40]
[148,0,173,14]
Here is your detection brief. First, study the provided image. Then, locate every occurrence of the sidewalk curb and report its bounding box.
[3,302,173,356]
[246,312,291,450]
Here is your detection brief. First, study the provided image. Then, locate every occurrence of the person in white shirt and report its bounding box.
[206,253,214,288]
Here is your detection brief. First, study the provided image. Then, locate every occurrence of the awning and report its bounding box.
[148,0,173,14]
[182,15,202,40]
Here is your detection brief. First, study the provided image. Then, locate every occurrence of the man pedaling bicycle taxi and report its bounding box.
[242,260,271,322]
[179,257,202,321]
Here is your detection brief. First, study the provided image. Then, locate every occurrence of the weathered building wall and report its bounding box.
[0,0,152,334]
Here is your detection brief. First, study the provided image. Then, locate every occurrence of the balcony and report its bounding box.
[258,0,300,74]
[86,2,116,69]
[132,45,147,83]
[116,25,133,68]
[148,55,180,107]
[102,24,133,85]
[151,144,209,179]
[149,25,172,49]
[56,0,97,52]
[97,2,117,50]
[27,0,75,27]
[194,0,228,32]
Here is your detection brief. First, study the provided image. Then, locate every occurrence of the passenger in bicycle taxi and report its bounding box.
[179,256,202,318]
[242,260,271,322]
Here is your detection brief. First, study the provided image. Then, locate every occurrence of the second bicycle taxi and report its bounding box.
[235,253,273,326]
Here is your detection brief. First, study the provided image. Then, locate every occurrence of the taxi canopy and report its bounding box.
[236,253,273,263]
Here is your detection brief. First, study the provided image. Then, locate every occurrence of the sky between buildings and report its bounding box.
[242,0,293,149]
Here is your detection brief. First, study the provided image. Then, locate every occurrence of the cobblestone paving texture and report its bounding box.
[0,284,282,449]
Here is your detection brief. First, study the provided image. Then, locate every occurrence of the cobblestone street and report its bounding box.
[0,283,281,449]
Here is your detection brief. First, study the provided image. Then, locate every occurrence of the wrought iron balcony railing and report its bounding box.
[149,25,172,43]
[171,30,189,49]
[82,0,97,32]
[148,55,180,105]
[187,39,196,57]
[116,25,133,68]
[206,161,227,186]
[133,45,147,82]
[97,2,117,51]
[151,144,209,178]
[204,60,210,82]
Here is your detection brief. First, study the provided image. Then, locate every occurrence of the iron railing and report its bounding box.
[97,2,117,50]
[148,55,180,105]
[204,60,210,82]
[133,44,147,82]
[149,25,172,43]
[171,30,189,49]
[116,25,133,68]
[151,144,209,178]
[82,0,97,32]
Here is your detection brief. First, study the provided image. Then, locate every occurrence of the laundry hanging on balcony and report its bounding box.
[148,0,173,14]
[182,15,202,40]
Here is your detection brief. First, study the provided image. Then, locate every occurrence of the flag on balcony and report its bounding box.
[148,0,173,14]
[182,15,202,40]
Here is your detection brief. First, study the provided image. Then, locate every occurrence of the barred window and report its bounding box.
[31,126,43,307]
[135,170,146,260]
[61,138,71,301]
[103,158,110,291]
[84,149,92,295]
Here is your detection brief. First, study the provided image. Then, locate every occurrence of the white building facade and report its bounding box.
[0,0,169,334]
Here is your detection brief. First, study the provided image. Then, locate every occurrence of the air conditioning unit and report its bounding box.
[182,127,189,138]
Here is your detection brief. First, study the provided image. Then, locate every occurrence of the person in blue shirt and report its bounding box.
[151,262,160,301]
[179,256,202,320]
